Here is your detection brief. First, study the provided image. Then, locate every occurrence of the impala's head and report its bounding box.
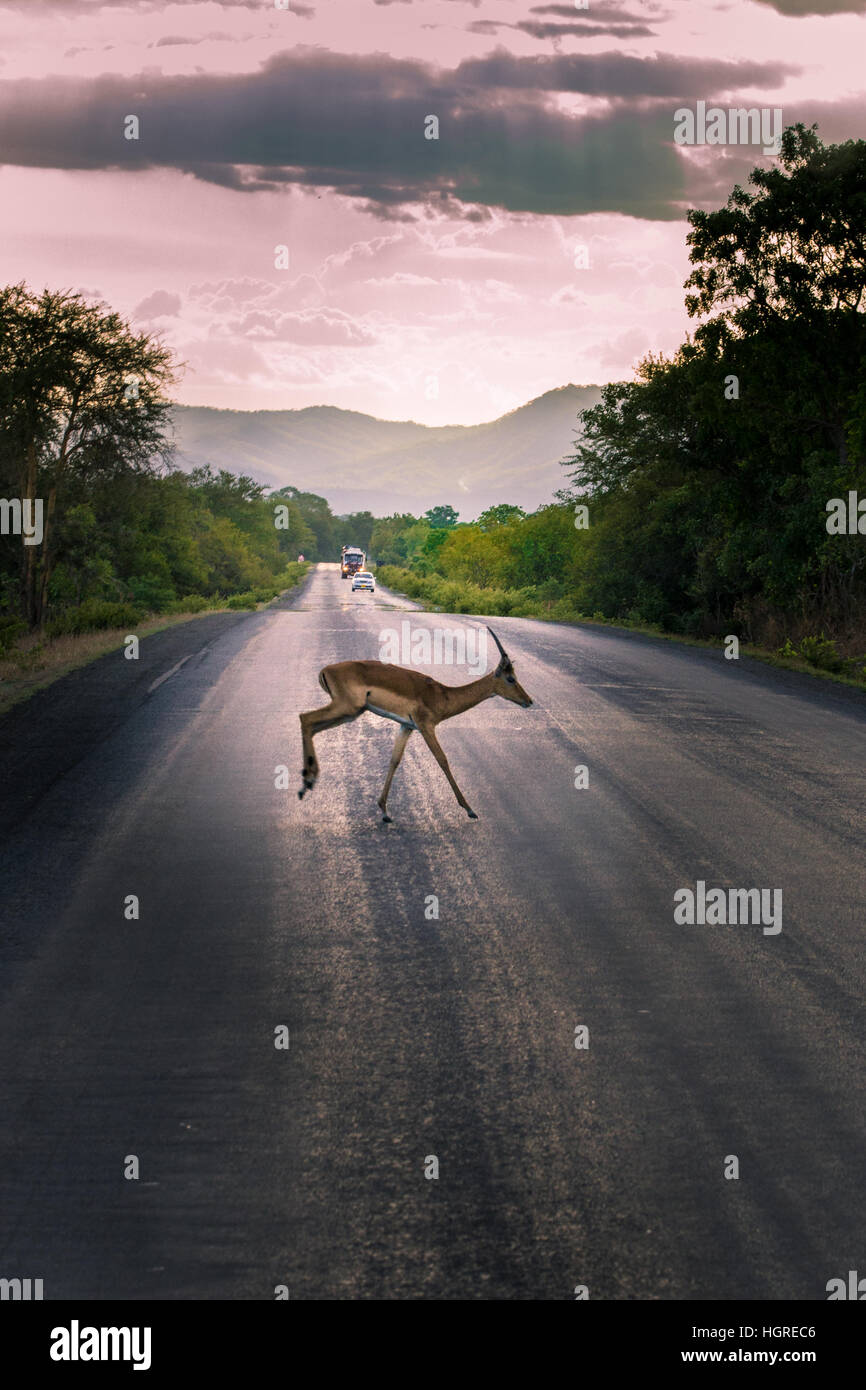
[487,627,533,708]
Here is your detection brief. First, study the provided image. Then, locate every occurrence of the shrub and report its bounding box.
[165,594,212,615]
[0,616,27,652]
[45,599,144,637]
[126,575,176,611]
[796,633,844,672]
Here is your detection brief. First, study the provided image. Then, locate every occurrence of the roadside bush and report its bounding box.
[165,594,212,614]
[126,575,177,611]
[0,616,27,652]
[796,633,845,672]
[45,599,144,637]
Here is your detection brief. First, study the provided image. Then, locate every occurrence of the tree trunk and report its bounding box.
[34,482,59,630]
[21,437,39,626]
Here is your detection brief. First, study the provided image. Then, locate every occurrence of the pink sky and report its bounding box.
[0,0,864,424]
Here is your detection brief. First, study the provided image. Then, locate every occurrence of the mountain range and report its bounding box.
[170,384,603,518]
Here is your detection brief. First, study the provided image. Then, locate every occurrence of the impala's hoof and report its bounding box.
[382,814,392,824]
[298,788,305,799]
[467,809,478,819]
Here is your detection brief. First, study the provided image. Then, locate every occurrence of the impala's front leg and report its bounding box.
[416,719,478,819]
[378,725,413,823]
[298,701,360,797]
[298,708,320,796]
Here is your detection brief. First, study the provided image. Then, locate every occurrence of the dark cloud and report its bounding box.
[0,47,801,220]
[517,21,656,38]
[470,1,664,38]
[530,2,660,17]
[528,20,655,36]
[467,18,655,39]
[751,0,866,11]
[453,49,795,97]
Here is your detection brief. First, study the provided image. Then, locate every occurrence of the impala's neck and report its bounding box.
[438,672,496,720]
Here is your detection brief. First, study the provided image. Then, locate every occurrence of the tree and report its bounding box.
[0,284,177,626]
[685,124,866,475]
[271,486,336,560]
[477,504,525,531]
[338,510,375,554]
[370,512,421,565]
[559,126,866,636]
[424,504,459,528]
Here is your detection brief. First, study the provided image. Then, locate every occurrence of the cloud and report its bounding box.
[514,21,656,38]
[133,289,182,319]
[452,49,794,98]
[153,32,236,49]
[471,2,662,40]
[226,307,376,345]
[0,0,266,8]
[0,47,800,221]
[750,0,866,11]
[530,2,661,13]
[596,327,650,367]
[190,276,281,306]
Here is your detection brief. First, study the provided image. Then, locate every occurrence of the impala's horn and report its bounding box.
[487,626,510,666]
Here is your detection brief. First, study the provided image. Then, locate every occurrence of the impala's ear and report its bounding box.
[487,626,510,668]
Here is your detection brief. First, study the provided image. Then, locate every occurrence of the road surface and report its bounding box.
[1,562,864,1299]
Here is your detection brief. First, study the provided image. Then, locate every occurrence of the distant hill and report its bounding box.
[170,384,603,517]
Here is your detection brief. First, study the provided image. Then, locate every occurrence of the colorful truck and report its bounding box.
[341,545,366,579]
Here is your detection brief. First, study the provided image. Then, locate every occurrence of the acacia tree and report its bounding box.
[425,504,459,529]
[0,284,177,627]
[684,123,866,476]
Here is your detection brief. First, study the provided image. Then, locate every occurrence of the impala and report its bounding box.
[298,626,532,821]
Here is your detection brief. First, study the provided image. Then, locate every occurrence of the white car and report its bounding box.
[352,571,375,592]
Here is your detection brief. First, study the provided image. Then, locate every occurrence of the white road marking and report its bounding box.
[147,646,210,694]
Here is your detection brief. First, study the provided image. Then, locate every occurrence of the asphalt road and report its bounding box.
[1,561,864,1300]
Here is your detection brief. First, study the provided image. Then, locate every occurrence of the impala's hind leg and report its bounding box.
[298,694,362,797]
[378,725,413,822]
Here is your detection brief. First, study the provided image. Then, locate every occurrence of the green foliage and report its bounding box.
[370,512,426,566]
[45,599,143,638]
[424,504,459,529]
[0,616,27,652]
[270,486,334,560]
[556,126,866,644]
[164,594,212,615]
[338,510,375,554]
[777,632,859,674]
[0,282,177,626]
[477,503,525,531]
